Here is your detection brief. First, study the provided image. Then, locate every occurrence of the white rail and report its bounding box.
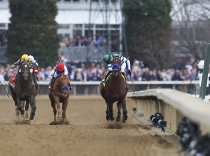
[127,89,210,133]
[0,80,201,85]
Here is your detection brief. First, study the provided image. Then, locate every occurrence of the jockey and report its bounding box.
[9,54,32,88]
[100,53,131,85]
[9,54,38,88]
[29,55,39,87]
[49,62,70,92]
[11,54,32,69]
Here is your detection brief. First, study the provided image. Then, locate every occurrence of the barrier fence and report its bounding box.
[0,80,206,95]
[127,89,210,134]
[59,46,108,62]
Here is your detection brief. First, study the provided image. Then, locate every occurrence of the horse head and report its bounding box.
[20,60,31,80]
[59,74,70,97]
[111,56,121,77]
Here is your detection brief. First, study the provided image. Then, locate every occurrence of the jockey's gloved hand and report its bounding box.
[128,70,131,77]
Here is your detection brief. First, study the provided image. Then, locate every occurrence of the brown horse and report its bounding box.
[100,56,128,122]
[49,73,70,124]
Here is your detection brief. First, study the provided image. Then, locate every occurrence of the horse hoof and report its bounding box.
[116,116,121,122]
[106,116,110,121]
[122,115,128,123]
[16,111,20,116]
[30,112,35,120]
[110,117,115,121]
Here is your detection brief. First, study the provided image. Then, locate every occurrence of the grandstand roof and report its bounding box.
[0,9,122,25]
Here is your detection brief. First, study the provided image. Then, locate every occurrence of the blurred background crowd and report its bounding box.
[60,36,106,48]
[0,54,200,83]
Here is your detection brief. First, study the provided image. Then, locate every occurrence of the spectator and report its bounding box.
[172,70,183,81]
[95,36,103,47]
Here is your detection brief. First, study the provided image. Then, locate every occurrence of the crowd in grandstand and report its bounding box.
[0,56,200,82]
[60,36,107,47]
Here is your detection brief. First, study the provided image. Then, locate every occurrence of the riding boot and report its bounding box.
[32,73,38,94]
[48,77,55,94]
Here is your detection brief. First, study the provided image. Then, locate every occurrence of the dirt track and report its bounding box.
[0,95,183,156]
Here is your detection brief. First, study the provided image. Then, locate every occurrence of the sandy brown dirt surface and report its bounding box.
[0,95,183,156]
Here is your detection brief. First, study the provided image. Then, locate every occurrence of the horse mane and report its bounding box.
[53,74,69,90]
[59,74,69,82]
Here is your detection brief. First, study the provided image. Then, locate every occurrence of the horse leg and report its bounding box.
[62,100,68,123]
[29,97,36,120]
[107,102,114,121]
[25,100,30,120]
[49,93,57,122]
[54,96,61,119]
[116,101,121,122]
[20,101,25,117]
[110,102,114,121]
[10,86,19,108]
[122,98,128,123]
[106,101,110,121]
[106,101,114,121]
[16,98,24,115]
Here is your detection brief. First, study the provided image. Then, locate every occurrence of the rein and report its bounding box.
[17,63,32,79]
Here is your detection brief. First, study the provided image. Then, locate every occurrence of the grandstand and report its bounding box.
[0,0,123,63]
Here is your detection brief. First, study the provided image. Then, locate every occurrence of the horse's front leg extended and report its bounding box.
[54,96,61,119]
[62,100,68,123]
[25,100,30,120]
[122,98,128,123]
[106,101,114,121]
[106,101,110,121]
[116,101,121,122]
[16,98,24,115]
[108,102,114,121]
[29,97,36,120]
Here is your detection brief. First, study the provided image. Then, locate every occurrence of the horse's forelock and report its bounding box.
[58,75,69,84]
[112,57,121,67]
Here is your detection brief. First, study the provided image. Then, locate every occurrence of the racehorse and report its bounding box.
[100,56,128,122]
[49,73,70,124]
[12,60,37,120]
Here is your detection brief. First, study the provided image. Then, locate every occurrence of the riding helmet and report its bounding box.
[29,55,35,63]
[103,54,111,63]
[57,62,64,72]
[21,54,29,62]
[113,53,121,57]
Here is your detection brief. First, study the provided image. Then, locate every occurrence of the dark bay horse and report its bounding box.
[12,60,37,120]
[49,74,70,124]
[100,56,128,122]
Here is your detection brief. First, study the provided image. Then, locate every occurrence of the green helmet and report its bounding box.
[103,54,111,63]
[113,53,121,57]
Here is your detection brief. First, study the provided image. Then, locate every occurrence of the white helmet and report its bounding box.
[29,55,35,63]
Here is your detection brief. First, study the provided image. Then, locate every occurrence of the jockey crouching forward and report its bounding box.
[29,55,39,90]
[49,62,71,93]
[9,54,37,88]
[100,54,131,86]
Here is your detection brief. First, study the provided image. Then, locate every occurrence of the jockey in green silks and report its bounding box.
[100,53,131,85]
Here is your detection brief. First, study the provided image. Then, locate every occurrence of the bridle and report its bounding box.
[111,56,122,77]
[17,61,31,80]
